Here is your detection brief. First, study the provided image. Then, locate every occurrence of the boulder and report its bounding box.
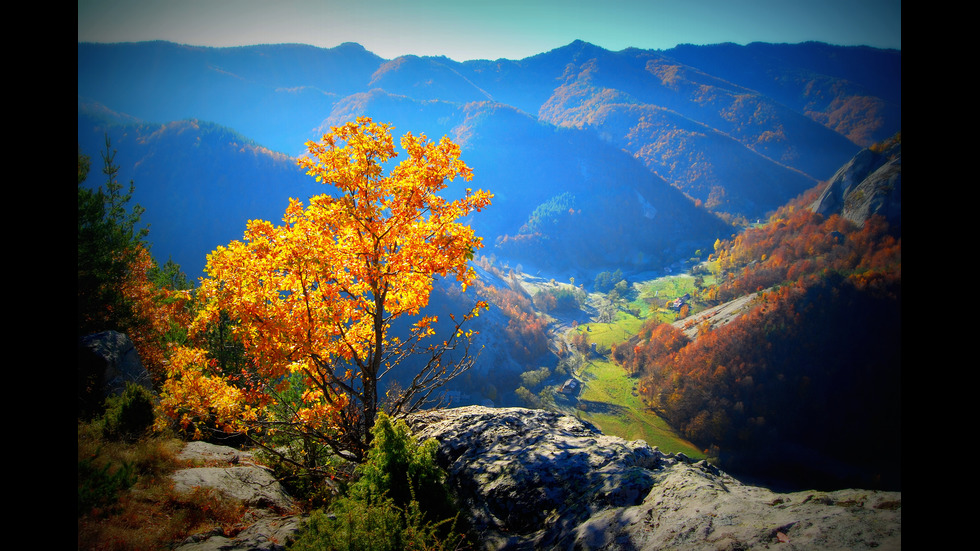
[78,330,153,416]
[172,441,296,512]
[406,406,901,550]
[171,442,302,551]
[811,142,901,234]
[173,515,306,551]
[177,441,258,464]
[171,466,295,512]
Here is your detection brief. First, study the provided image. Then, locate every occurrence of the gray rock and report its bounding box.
[811,143,901,234]
[171,442,302,551]
[174,514,306,551]
[78,330,153,398]
[841,156,901,230]
[178,441,260,465]
[406,406,901,550]
[171,466,295,512]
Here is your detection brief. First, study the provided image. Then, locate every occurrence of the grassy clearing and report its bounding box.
[558,274,710,459]
[577,312,644,350]
[636,274,698,307]
[577,275,701,347]
[570,357,703,458]
[639,273,697,296]
[77,421,251,551]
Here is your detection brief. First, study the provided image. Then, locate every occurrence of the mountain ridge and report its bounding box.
[78,38,899,277]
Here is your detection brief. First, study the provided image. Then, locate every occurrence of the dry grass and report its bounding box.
[78,421,249,551]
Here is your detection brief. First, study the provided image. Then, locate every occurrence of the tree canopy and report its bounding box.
[159,118,492,464]
[77,136,149,337]
[78,137,191,417]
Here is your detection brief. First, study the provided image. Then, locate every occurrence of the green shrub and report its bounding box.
[594,269,623,293]
[289,495,465,551]
[288,413,470,550]
[101,383,156,441]
[520,367,551,390]
[349,413,455,521]
[77,448,136,517]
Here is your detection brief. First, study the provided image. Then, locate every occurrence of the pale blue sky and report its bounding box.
[78,0,901,62]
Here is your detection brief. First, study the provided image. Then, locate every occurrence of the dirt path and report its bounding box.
[671,291,762,340]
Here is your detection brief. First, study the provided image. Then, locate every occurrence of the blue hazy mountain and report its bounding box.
[77,40,899,278]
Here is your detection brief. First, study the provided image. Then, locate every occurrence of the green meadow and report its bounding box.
[570,356,704,459]
[559,274,708,459]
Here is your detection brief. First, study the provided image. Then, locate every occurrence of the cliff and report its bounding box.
[406,406,901,550]
[811,139,901,235]
[170,406,901,550]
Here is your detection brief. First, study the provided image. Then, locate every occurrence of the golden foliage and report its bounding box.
[159,119,491,461]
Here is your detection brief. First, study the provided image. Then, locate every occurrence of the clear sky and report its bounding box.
[78,0,901,62]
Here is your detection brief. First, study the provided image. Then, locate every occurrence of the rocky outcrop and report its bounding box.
[78,330,155,417]
[172,443,296,512]
[78,331,153,395]
[170,407,901,550]
[171,442,304,551]
[406,406,901,550]
[811,141,901,234]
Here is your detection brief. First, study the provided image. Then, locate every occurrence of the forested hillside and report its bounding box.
[78,40,899,279]
[662,42,901,146]
[609,138,901,490]
[77,112,318,279]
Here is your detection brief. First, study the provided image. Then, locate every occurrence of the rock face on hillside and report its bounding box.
[78,331,153,395]
[78,331,154,417]
[406,406,901,550]
[812,140,901,235]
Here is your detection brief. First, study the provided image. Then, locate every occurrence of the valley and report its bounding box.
[77,14,902,546]
[78,38,901,493]
[482,266,714,460]
[466,171,902,492]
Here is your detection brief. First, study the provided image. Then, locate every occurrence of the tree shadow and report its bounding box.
[575,400,628,416]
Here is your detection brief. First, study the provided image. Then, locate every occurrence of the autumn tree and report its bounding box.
[160,118,492,464]
[571,330,591,354]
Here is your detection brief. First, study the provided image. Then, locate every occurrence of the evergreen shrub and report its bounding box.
[101,383,156,441]
[288,413,469,550]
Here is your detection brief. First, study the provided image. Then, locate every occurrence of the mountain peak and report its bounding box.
[334,41,367,52]
[564,39,606,53]
[535,39,607,58]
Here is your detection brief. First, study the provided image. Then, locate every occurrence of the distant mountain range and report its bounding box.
[77,40,900,279]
